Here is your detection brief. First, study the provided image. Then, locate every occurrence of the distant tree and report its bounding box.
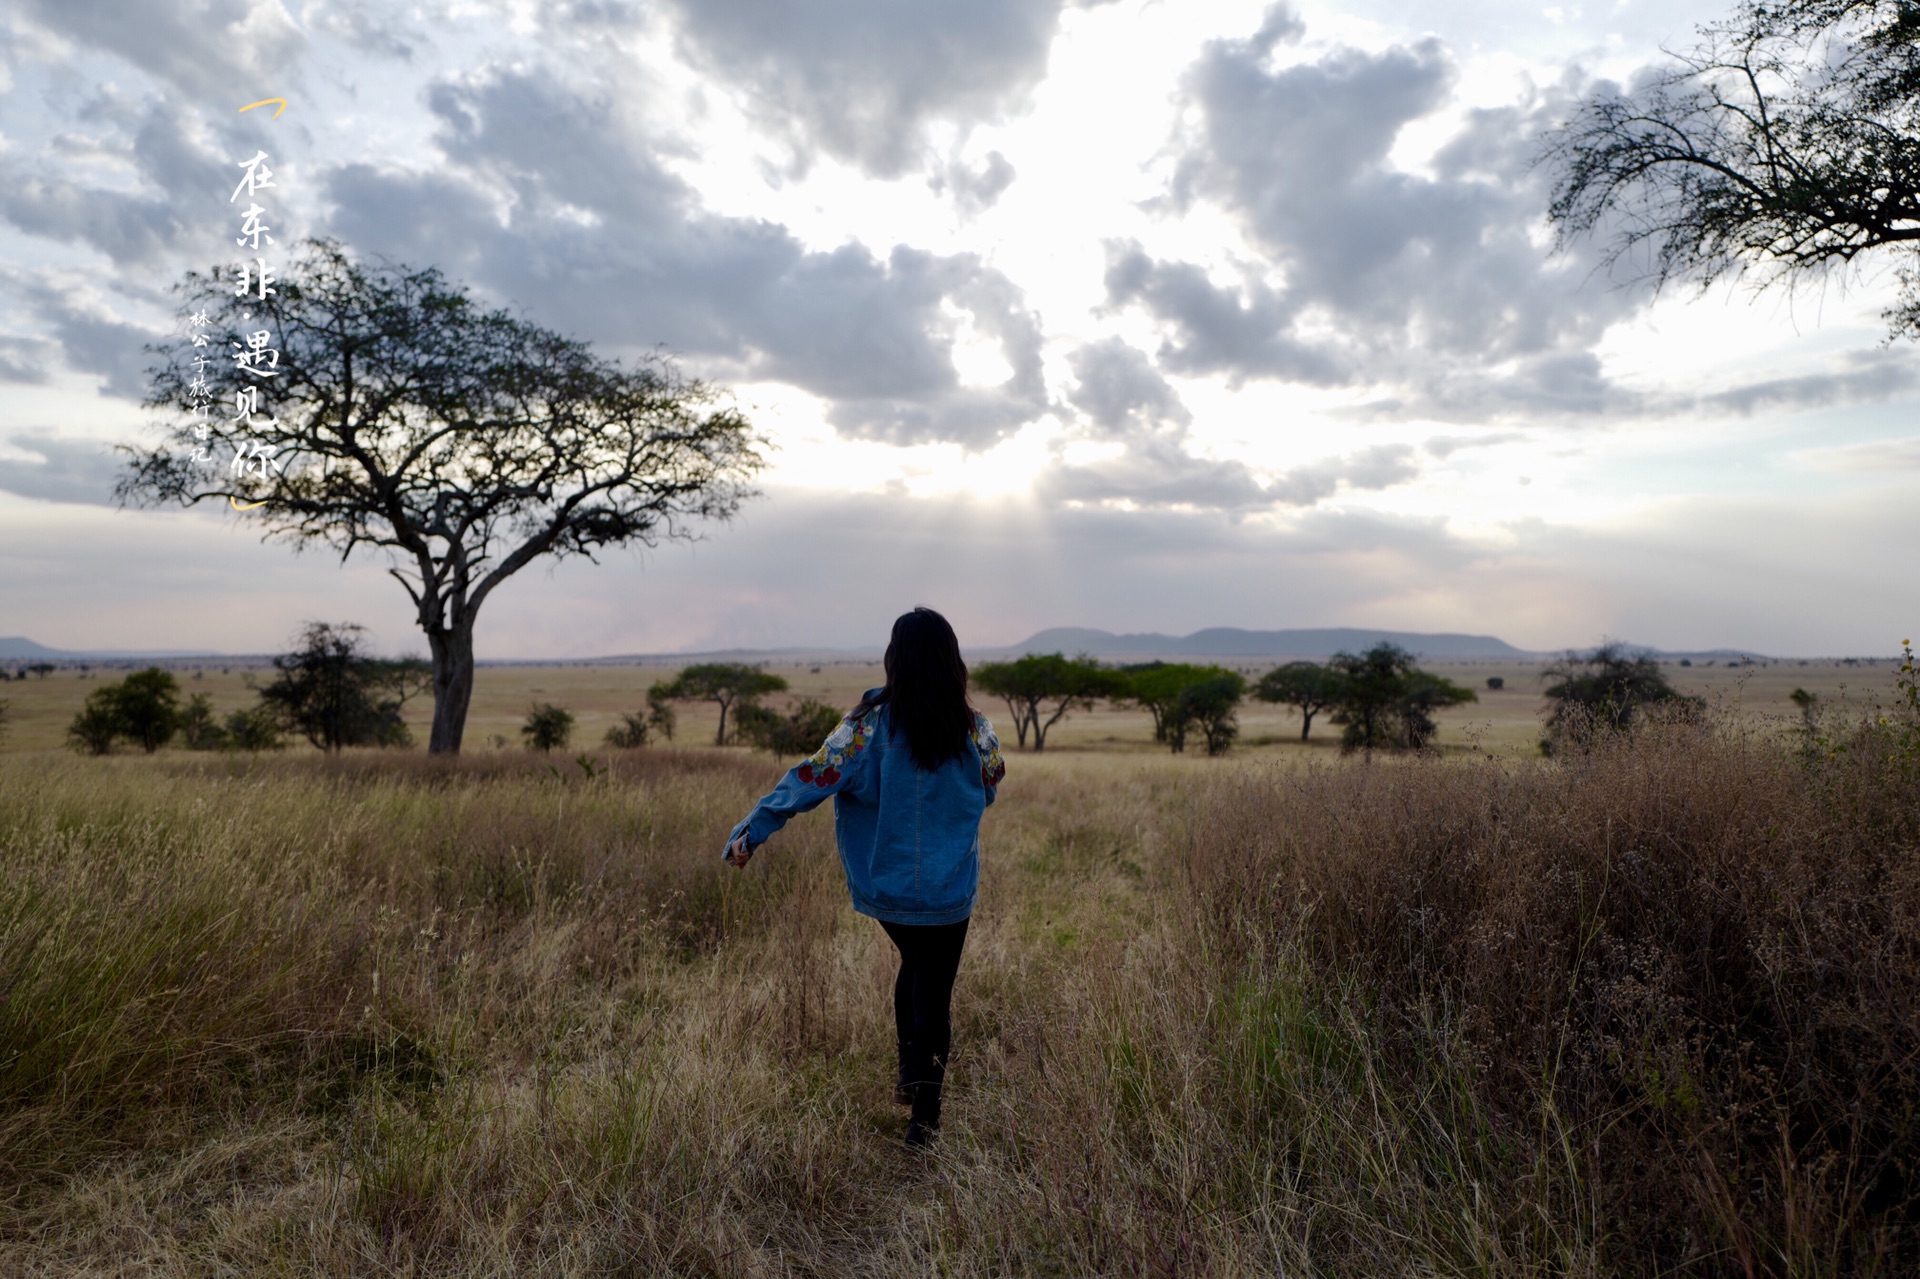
[112,668,184,753]
[223,705,287,752]
[1122,662,1231,743]
[28,663,53,680]
[255,623,425,752]
[603,711,652,749]
[650,663,787,745]
[1544,0,1920,342]
[973,653,1124,751]
[1392,670,1480,751]
[646,686,677,742]
[521,702,574,752]
[1790,686,1819,732]
[737,698,846,756]
[1254,661,1346,741]
[119,236,765,755]
[67,693,120,755]
[1165,671,1247,756]
[1327,643,1477,759]
[1486,676,1505,690]
[1540,642,1705,753]
[180,692,227,750]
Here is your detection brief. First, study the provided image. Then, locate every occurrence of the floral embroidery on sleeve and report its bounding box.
[972,712,1005,788]
[796,707,877,787]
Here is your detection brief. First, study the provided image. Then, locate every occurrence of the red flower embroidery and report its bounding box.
[797,763,814,783]
[819,766,841,785]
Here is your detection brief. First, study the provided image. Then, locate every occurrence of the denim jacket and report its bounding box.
[726,691,1006,925]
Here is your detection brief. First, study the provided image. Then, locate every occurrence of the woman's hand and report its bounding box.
[724,834,753,868]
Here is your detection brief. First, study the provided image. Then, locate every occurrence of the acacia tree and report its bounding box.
[1544,1,1920,337]
[1165,671,1246,756]
[1254,660,1346,741]
[972,653,1122,751]
[1327,643,1477,760]
[1121,662,1232,744]
[254,621,426,752]
[1540,642,1704,753]
[120,238,764,754]
[649,663,788,745]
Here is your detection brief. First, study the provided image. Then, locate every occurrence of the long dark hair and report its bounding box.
[856,606,973,771]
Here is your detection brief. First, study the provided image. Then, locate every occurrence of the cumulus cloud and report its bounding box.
[661,0,1072,177]
[323,64,1049,447]
[1044,338,1420,511]
[1108,11,1647,418]
[11,0,305,102]
[930,150,1017,217]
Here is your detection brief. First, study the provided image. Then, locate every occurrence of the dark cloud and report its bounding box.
[661,0,1071,177]
[0,430,123,505]
[324,65,1048,447]
[0,336,56,384]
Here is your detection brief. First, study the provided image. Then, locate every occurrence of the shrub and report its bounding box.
[735,698,845,756]
[223,705,287,751]
[180,693,227,750]
[603,711,651,749]
[67,692,121,755]
[521,702,574,752]
[1540,642,1703,755]
[1485,675,1504,690]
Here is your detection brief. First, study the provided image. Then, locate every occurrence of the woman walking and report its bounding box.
[723,606,1005,1149]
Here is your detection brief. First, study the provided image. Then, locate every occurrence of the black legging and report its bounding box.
[880,916,970,1125]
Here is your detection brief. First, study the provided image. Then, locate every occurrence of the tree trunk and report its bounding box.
[427,624,476,754]
[715,694,732,746]
[1300,709,1314,742]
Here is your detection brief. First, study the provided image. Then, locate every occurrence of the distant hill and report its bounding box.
[999,626,1534,660]
[0,636,224,660]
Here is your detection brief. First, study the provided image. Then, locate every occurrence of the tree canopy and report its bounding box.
[1165,671,1247,756]
[255,622,426,752]
[65,667,183,755]
[1544,0,1920,338]
[972,653,1124,751]
[650,663,788,745]
[1326,643,1477,758]
[120,238,764,754]
[1540,643,1705,752]
[1254,660,1346,741]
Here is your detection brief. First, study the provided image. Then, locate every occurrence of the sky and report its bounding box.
[1,0,1917,658]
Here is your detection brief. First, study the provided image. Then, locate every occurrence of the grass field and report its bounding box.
[0,652,1892,757]
[1,660,1915,1274]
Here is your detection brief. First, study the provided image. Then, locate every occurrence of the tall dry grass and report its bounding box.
[0,719,1912,1276]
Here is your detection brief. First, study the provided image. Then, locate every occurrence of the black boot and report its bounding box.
[904,1079,941,1149]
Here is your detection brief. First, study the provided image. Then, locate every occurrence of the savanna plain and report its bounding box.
[1,657,1916,1276]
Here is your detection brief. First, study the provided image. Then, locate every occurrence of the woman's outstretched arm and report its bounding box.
[722,707,877,865]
